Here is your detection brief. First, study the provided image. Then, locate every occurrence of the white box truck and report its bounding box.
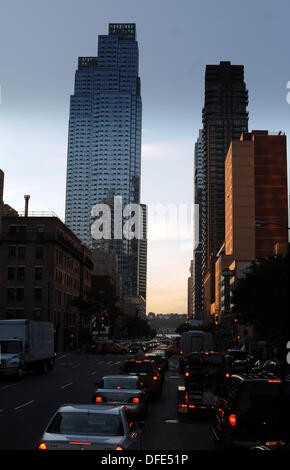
[0,319,55,379]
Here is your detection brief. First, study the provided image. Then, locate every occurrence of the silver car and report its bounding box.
[93,375,148,418]
[38,404,143,450]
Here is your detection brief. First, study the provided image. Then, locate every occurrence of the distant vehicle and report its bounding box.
[148,350,169,371]
[0,319,55,379]
[120,359,162,398]
[96,342,129,355]
[212,373,290,449]
[155,343,174,357]
[260,359,290,378]
[144,353,167,382]
[38,404,143,450]
[179,331,214,371]
[92,375,148,418]
[225,349,250,373]
[129,342,144,354]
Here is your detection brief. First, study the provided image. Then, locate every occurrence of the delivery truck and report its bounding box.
[0,319,55,379]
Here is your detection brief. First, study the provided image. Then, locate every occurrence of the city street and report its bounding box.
[0,353,217,451]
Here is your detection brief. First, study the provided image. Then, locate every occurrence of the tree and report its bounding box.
[74,288,119,338]
[231,252,290,359]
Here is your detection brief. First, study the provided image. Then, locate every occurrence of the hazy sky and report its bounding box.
[1,0,290,314]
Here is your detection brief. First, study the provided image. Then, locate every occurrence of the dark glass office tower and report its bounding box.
[201,62,248,277]
[65,23,146,301]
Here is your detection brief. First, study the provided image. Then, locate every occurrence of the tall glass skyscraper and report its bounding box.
[65,23,146,302]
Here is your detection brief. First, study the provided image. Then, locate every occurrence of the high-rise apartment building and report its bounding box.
[201,61,248,322]
[201,61,248,273]
[65,23,146,303]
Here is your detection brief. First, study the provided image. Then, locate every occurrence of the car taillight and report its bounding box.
[95,396,103,403]
[229,414,236,426]
[185,372,190,377]
[132,397,140,404]
[115,446,124,450]
[180,349,183,355]
[225,373,230,378]
[268,380,281,383]
[153,376,158,380]
[38,442,47,450]
[69,442,92,446]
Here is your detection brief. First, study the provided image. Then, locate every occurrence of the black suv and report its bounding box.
[212,373,290,449]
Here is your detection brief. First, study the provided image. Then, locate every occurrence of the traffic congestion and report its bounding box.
[1,330,289,451]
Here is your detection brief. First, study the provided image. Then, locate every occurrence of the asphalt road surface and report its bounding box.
[0,353,217,451]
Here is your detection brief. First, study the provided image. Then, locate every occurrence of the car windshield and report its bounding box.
[47,412,124,436]
[103,377,139,389]
[237,382,290,413]
[123,362,154,373]
[0,340,19,354]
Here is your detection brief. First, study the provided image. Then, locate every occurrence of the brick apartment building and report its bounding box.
[0,202,93,351]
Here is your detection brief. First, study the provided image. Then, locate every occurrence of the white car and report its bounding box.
[38,404,143,450]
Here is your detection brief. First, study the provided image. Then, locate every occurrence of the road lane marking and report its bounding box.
[60,382,73,389]
[14,400,35,411]
[57,355,67,360]
[1,383,20,390]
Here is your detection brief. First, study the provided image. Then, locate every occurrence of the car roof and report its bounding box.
[102,375,139,380]
[124,359,154,363]
[230,372,288,383]
[57,404,124,415]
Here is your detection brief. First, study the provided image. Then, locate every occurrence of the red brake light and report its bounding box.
[185,372,190,377]
[69,442,92,446]
[38,442,47,450]
[115,446,124,450]
[268,380,281,383]
[180,349,183,355]
[95,396,103,403]
[229,414,236,426]
[153,376,158,380]
[132,397,139,404]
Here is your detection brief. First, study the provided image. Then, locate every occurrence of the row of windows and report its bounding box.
[8,225,44,236]
[7,266,43,281]
[6,288,76,306]
[7,287,42,301]
[8,246,43,259]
